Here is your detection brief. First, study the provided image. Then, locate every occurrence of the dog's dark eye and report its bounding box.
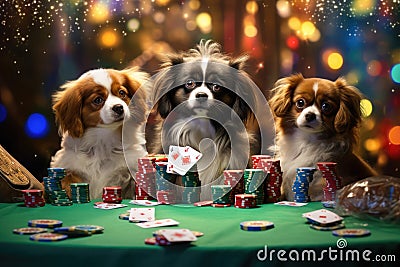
[295,98,306,109]
[211,84,221,92]
[321,102,333,115]
[185,80,196,90]
[93,96,104,105]
[119,89,127,99]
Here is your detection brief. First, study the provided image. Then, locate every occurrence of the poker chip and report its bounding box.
[310,223,345,231]
[180,172,201,204]
[28,219,63,228]
[234,194,257,208]
[316,162,342,204]
[193,200,213,207]
[144,237,157,245]
[70,183,90,203]
[156,190,176,204]
[70,225,104,234]
[13,227,48,235]
[44,168,73,206]
[211,203,231,208]
[52,227,93,237]
[102,186,122,204]
[135,157,159,201]
[29,233,68,242]
[119,212,130,220]
[243,169,266,205]
[259,159,283,203]
[223,170,244,199]
[332,229,371,237]
[292,167,316,203]
[21,189,46,208]
[240,221,274,231]
[191,231,204,237]
[211,185,232,205]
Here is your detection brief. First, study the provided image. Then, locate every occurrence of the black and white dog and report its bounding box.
[152,40,260,199]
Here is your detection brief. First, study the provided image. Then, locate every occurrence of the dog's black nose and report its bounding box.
[195,92,208,101]
[112,104,124,115]
[305,112,316,122]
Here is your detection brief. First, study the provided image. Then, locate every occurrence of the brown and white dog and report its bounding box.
[268,73,377,201]
[50,67,150,199]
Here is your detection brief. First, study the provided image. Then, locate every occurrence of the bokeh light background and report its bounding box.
[0,0,399,180]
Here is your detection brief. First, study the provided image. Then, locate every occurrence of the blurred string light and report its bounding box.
[244,1,259,38]
[364,138,381,152]
[322,49,344,70]
[360,99,373,117]
[25,113,49,138]
[188,0,201,10]
[367,60,383,77]
[276,0,291,18]
[391,63,400,83]
[352,0,376,16]
[389,126,400,145]
[196,12,212,34]
[99,28,120,47]
[88,1,110,24]
[127,18,140,32]
[155,0,171,6]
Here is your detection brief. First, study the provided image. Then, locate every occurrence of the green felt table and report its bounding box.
[0,201,399,267]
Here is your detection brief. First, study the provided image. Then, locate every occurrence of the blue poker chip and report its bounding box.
[30,233,68,242]
[240,221,274,231]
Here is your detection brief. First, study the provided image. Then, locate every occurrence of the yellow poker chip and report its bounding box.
[13,227,48,235]
[70,225,104,234]
[240,221,274,231]
[310,223,345,231]
[28,219,63,228]
[332,229,371,237]
[29,233,68,242]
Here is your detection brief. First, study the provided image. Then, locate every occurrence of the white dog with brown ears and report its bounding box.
[268,74,377,201]
[51,67,150,199]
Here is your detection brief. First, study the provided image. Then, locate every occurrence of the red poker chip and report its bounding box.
[212,203,231,208]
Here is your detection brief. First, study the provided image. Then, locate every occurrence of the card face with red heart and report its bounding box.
[129,200,160,206]
[136,219,180,228]
[93,202,127,210]
[129,208,155,222]
[274,201,308,207]
[158,229,197,242]
[302,209,343,224]
[167,145,202,175]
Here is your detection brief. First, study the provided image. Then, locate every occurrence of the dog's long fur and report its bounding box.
[51,67,150,199]
[269,74,377,201]
[151,40,259,199]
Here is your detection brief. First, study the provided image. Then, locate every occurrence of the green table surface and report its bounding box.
[0,201,399,267]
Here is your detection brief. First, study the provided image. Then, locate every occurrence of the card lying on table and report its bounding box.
[129,208,155,222]
[136,219,179,228]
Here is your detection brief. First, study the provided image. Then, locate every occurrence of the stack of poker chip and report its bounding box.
[243,169,265,205]
[211,185,232,207]
[180,172,201,204]
[102,186,122,203]
[258,159,283,203]
[155,162,177,204]
[292,167,316,203]
[240,221,274,231]
[70,183,90,203]
[44,168,73,206]
[234,194,257,208]
[316,162,342,204]
[223,170,244,203]
[21,189,45,208]
[135,157,157,200]
[251,155,272,169]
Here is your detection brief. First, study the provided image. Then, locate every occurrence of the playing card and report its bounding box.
[129,208,155,222]
[158,229,197,242]
[129,200,160,206]
[135,218,180,228]
[167,145,202,175]
[93,202,127,210]
[302,209,343,224]
[274,201,308,207]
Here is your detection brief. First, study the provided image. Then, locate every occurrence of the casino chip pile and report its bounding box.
[180,172,201,204]
[13,219,104,242]
[102,186,122,204]
[211,185,232,207]
[22,189,45,207]
[258,159,283,203]
[244,169,265,205]
[44,168,72,206]
[234,194,257,208]
[135,157,157,200]
[292,167,316,203]
[155,161,177,204]
[316,162,342,205]
[223,170,244,202]
[70,183,90,203]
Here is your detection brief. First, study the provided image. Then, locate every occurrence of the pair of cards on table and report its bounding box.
[129,207,180,229]
[302,209,343,225]
[167,145,202,175]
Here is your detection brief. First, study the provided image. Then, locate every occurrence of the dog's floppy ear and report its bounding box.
[229,54,249,70]
[52,81,84,138]
[334,77,362,134]
[156,93,173,119]
[268,73,304,117]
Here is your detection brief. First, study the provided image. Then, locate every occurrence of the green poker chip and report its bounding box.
[70,225,104,234]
